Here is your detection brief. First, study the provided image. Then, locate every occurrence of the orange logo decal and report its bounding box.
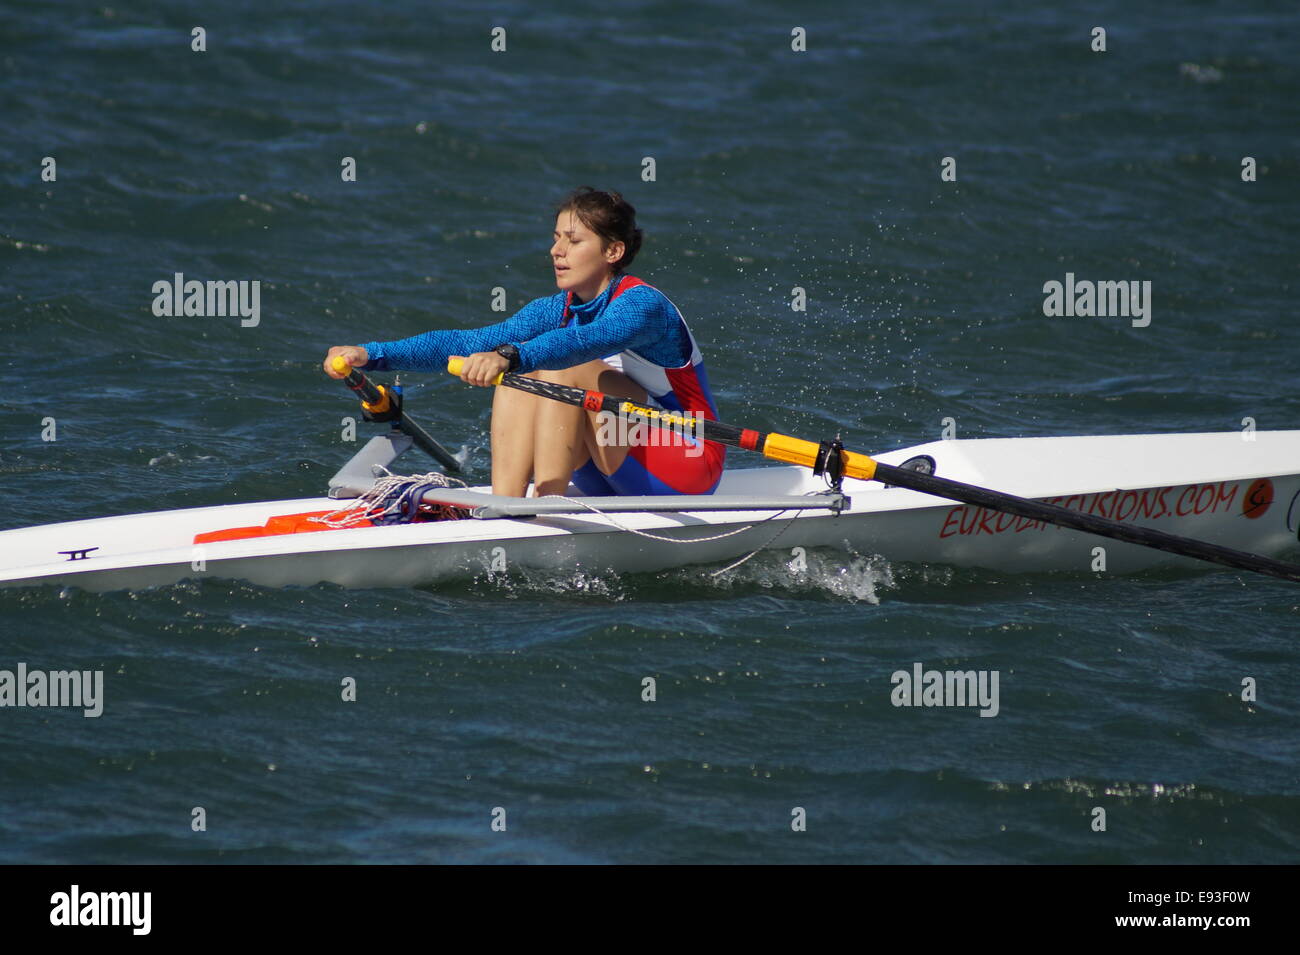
[1242,478,1274,519]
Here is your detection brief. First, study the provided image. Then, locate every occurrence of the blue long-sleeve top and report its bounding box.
[356,275,693,375]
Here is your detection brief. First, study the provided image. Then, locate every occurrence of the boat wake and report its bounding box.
[466,566,630,601]
[449,546,904,604]
[669,547,898,604]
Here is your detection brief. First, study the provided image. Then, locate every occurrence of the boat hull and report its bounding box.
[2,432,1298,591]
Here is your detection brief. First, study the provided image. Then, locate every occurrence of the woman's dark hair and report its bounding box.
[554,186,643,271]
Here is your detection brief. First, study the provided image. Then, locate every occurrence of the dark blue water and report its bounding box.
[2,1,1298,863]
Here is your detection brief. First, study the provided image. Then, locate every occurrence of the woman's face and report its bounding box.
[550,210,623,293]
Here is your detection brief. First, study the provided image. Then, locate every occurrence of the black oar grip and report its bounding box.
[333,359,385,407]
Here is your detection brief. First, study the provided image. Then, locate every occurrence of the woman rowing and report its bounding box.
[324,187,724,498]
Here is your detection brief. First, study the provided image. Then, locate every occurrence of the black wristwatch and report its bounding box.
[494,343,521,371]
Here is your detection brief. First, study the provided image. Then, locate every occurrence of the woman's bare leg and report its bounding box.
[531,394,590,496]
[490,374,539,496]
[531,360,648,497]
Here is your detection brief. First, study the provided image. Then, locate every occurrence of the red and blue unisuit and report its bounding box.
[356,274,725,495]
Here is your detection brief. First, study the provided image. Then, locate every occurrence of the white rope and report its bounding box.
[706,514,805,577]
[530,493,809,541]
[530,493,821,577]
[310,467,469,528]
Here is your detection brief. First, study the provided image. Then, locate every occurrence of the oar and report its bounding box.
[446,358,1300,583]
[332,356,462,472]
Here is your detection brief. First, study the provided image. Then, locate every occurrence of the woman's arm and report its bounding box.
[355,295,562,372]
[512,286,688,373]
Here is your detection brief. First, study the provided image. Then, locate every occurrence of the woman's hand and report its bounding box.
[453,351,511,387]
[323,345,368,378]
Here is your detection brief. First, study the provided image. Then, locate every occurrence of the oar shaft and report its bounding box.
[447,357,1300,583]
[873,462,1300,583]
[444,359,878,478]
[397,414,462,473]
[334,358,461,472]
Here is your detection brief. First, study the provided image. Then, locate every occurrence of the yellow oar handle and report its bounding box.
[446,357,505,385]
[763,433,877,481]
[331,355,392,413]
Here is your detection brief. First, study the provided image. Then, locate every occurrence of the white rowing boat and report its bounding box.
[2,424,1298,593]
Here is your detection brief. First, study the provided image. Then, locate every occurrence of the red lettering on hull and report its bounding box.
[935,480,1252,539]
